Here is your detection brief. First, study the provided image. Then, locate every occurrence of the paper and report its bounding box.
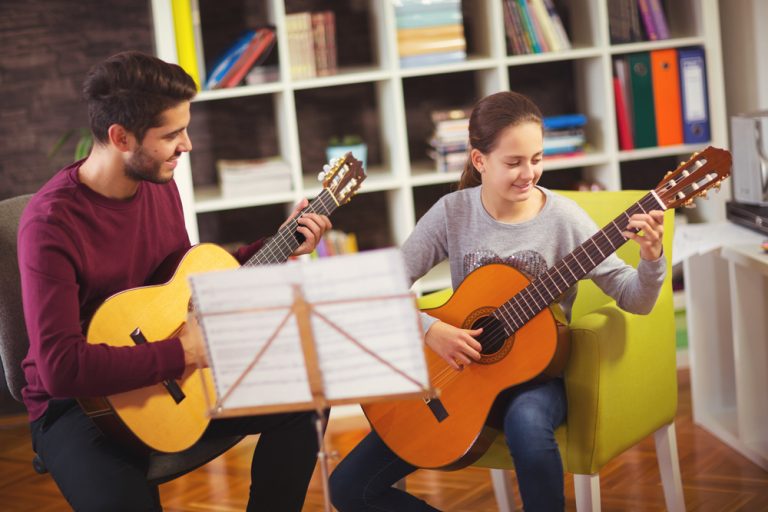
[188,248,429,414]
[672,221,764,266]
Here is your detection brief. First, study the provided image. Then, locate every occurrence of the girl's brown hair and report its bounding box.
[458,91,543,189]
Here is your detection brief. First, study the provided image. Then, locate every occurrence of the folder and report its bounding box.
[650,49,683,146]
[628,52,657,148]
[678,47,711,144]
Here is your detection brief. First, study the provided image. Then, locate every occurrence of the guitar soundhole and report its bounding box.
[472,316,511,359]
[463,308,513,364]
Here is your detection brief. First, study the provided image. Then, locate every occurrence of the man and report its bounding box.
[18,51,331,511]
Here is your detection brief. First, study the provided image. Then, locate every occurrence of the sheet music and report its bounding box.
[188,248,429,413]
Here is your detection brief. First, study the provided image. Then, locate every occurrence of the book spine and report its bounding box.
[637,0,659,40]
[647,0,670,39]
[171,0,201,89]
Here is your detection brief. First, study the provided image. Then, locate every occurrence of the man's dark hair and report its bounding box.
[82,51,197,144]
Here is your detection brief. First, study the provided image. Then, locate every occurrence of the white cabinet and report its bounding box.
[150,0,727,292]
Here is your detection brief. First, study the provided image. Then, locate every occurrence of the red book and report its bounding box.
[613,75,634,150]
[218,28,276,88]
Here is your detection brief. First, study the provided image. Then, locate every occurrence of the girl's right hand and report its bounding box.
[424,321,483,370]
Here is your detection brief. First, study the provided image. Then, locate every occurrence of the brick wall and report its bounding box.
[0,0,153,200]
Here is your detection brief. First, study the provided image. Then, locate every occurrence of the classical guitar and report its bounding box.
[363,147,731,470]
[79,153,365,453]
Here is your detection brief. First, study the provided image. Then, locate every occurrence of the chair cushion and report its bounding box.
[0,195,32,402]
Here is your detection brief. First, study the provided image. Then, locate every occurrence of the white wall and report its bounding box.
[719,0,768,119]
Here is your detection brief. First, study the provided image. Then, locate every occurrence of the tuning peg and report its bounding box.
[684,200,697,209]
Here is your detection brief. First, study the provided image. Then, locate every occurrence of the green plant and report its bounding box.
[328,134,364,146]
[49,128,93,160]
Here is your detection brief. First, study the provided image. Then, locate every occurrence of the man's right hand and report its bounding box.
[424,321,483,370]
[179,312,209,368]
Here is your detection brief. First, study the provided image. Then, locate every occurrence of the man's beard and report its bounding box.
[124,144,174,184]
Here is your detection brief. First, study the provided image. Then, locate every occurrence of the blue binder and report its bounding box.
[678,47,710,143]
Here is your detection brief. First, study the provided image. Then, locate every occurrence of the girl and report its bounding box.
[329,91,666,511]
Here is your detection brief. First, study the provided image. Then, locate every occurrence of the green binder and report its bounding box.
[628,52,657,148]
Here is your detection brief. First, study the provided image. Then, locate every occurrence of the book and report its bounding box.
[311,11,337,77]
[678,47,710,143]
[218,28,276,89]
[614,57,635,143]
[542,0,571,49]
[286,12,316,80]
[650,48,683,146]
[216,158,292,198]
[205,30,257,90]
[529,0,561,52]
[399,50,466,68]
[542,114,587,131]
[647,0,670,39]
[190,0,206,85]
[628,52,657,148]
[613,75,634,150]
[171,0,201,89]
[637,0,659,40]
[516,0,542,53]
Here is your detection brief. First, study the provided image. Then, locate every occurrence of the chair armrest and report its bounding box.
[564,302,677,474]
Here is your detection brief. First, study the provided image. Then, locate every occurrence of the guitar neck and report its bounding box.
[244,189,339,267]
[492,192,663,332]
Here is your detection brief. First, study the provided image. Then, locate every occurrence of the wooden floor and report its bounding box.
[1,369,766,511]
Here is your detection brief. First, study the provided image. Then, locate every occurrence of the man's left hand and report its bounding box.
[283,198,332,256]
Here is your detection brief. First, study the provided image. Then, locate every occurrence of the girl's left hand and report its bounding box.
[623,210,664,261]
[283,198,333,256]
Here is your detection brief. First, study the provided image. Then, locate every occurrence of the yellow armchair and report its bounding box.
[417,190,683,512]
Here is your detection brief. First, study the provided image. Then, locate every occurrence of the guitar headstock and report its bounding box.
[654,146,732,209]
[318,152,366,205]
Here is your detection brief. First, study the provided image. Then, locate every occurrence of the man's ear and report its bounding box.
[107,124,134,152]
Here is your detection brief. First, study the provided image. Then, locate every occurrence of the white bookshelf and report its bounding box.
[150,0,729,294]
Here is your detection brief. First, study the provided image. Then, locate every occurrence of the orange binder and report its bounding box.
[650,49,683,146]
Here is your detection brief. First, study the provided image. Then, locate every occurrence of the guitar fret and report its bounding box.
[547,268,566,294]
[539,275,560,301]
[577,245,596,267]
[503,301,526,328]
[496,307,514,332]
[589,238,606,258]
[566,253,586,275]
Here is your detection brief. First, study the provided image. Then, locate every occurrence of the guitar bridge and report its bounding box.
[423,396,449,423]
[130,328,186,405]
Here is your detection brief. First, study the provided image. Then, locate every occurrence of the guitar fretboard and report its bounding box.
[243,188,338,267]
[491,192,663,334]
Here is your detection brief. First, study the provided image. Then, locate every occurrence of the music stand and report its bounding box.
[188,248,431,511]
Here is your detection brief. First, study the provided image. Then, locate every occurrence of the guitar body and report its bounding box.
[79,244,240,453]
[76,153,367,453]
[362,263,569,470]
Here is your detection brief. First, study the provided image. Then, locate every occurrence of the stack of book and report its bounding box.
[502,0,571,55]
[285,11,337,80]
[608,0,670,43]
[395,0,466,68]
[310,229,359,259]
[427,107,471,173]
[216,158,292,198]
[543,114,587,157]
[613,47,710,150]
[204,27,277,90]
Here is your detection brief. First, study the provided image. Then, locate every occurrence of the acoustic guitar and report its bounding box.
[79,153,365,453]
[363,147,731,470]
